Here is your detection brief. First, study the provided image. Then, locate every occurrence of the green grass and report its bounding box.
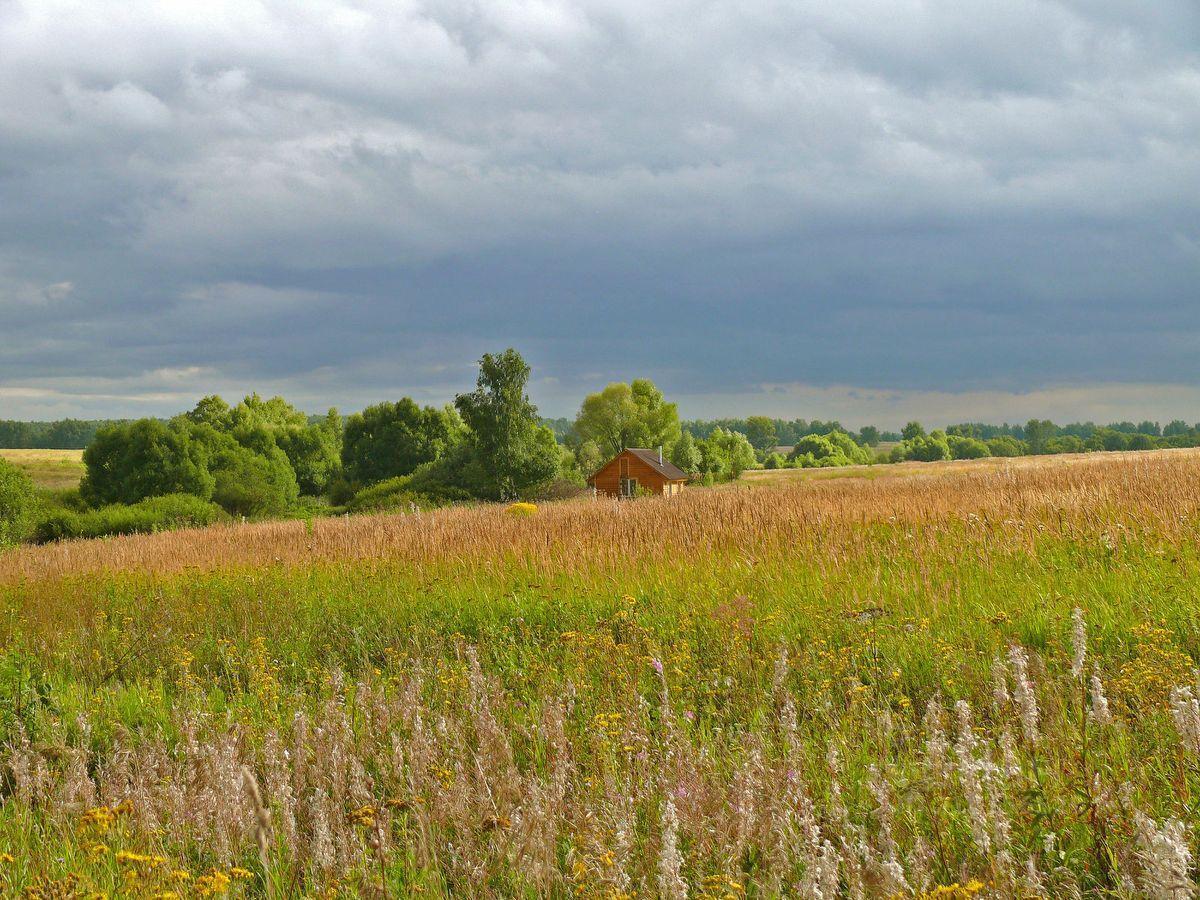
[1,461,1199,896]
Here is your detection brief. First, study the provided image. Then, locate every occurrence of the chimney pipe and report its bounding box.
[658,445,663,464]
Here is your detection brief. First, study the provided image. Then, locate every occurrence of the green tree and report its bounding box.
[342,400,461,486]
[208,438,299,516]
[574,380,681,458]
[743,416,778,452]
[81,420,214,506]
[670,431,702,476]
[455,349,560,499]
[947,435,990,459]
[903,432,952,462]
[1164,420,1190,438]
[0,458,35,547]
[186,395,233,430]
[858,425,881,447]
[699,427,756,480]
[902,421,926,441]
[575,440,606,477]
[1025,419,1057,454]
[986,436,1027,457]
[231,393,309,431]
[274,409,342,495]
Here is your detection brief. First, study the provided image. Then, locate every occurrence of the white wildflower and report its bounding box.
[658,798,688,900]
[1135,813,1193,900]
[1070,607,1087,679]
[1169,686,1200,755]
[1008,646,1039,743]
[1090,666,1112,726]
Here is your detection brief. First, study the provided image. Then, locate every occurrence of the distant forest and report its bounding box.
[8,414,1200,451]
[0,419,133,449]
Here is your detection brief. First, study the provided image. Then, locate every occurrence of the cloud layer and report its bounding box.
[1,0,1198,423]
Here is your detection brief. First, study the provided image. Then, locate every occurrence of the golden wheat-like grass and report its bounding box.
[3,448,1198,584]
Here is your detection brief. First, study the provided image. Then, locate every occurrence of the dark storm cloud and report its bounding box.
[0,0,1198,423]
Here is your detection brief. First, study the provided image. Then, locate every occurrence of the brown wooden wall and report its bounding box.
[590,451,684,497]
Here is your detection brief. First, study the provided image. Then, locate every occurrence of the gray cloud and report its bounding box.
[0,0,1198,423]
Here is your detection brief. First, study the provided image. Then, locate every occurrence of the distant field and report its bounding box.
[742,443,1200,484]
[0,447,84,489]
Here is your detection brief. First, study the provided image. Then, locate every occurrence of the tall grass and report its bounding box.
[1,452,1199,896]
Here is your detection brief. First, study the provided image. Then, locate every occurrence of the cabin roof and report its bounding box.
[591,447,688,483]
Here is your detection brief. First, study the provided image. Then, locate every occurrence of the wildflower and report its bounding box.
[651,657,664,677]
[990,656,1009,710]
[1008,646,1039,743]
[1134,813,1192,900]
[657,799,688,900]
[229,867,253,880]
[1169,685,1200,755]
[1089,666,1112,726]
[505,502,537,516]
[1070,607,1087,678]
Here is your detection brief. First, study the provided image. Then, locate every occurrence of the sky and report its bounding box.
[1,0,1198,427]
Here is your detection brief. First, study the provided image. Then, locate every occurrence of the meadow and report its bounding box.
[0,449,85,491]
[0,451,1198,897]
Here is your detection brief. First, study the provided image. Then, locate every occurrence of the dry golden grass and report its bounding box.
[5,447,1199,585]
[0,447,85,490]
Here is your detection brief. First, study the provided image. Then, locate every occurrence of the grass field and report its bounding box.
[1,451,1198,896]
[0,448,85,490]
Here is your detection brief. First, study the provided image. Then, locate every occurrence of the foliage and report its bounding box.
[901,420,926,440]
[32,494,225,543]
[206,427,300,517]
[789,431,872,468]
[898,431,953,462]
[986,436,1027,457]
[697,426,756,480]
[574,379,681,458]
[81,420,215,507]
[0,458,36,548]
[342,400,460,486]
[344,476,436,514]
[946,434,990,459]
[742,415,778,452]
[454,349,560,500]
[668,431,701,476]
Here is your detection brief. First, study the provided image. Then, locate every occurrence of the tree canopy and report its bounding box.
[574,379,681,458]
[455,349,560,500]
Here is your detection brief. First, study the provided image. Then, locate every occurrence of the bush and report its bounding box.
[986,436,1027,457]
[0,459,36,547]
[901,433,952,462]
[33,494,226,543]
[1043,435,1085,454]
[947,435,990,460]
[208,433,299,517]
[789,432,872,468]
[81,420,215,506]
[345,476,435,514]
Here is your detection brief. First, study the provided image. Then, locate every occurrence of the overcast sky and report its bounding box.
[1,0,1198,426]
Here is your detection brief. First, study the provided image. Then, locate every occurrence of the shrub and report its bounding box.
[33,494,225,543]
[81,420,214,506]
[986,436,1027,457]
[1044,435,1085,454]
[345,476,435,514]
[901,432,952,462]
[947,435,990,460]
[0,459,36,547]
[788,432,871,468]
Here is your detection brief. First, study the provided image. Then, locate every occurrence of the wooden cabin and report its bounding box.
[588,448,688,498]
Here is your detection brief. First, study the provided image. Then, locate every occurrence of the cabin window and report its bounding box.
[620,478,637,498]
